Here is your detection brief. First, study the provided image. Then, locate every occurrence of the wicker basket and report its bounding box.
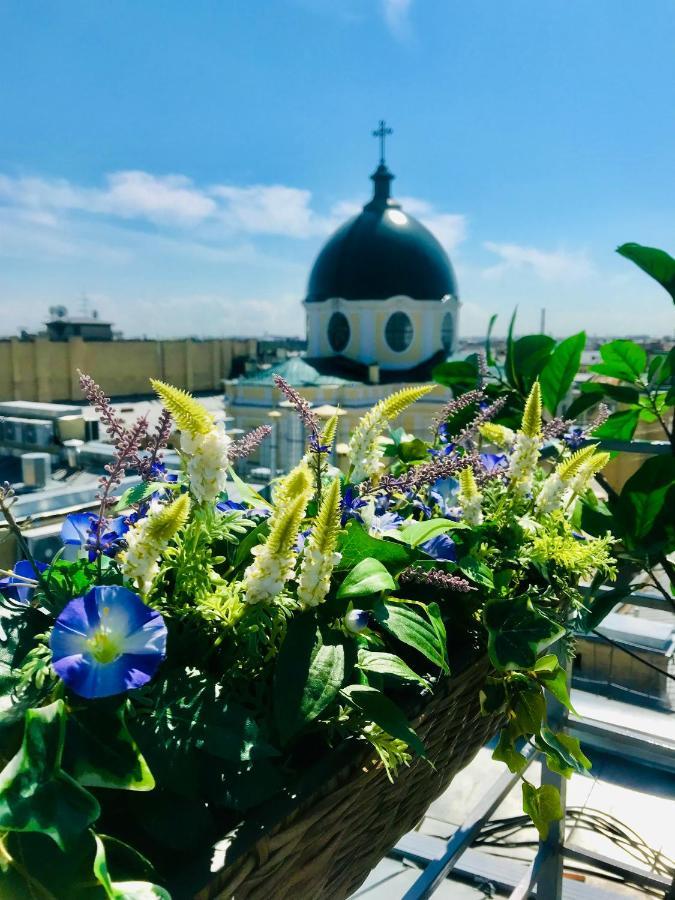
[196,656,501,900]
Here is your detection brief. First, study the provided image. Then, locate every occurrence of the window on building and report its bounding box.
[385,311,413,352]
[441,312,454,352]
[328,312,350,352]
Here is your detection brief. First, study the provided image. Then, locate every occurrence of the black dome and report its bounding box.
[306,164,458,303]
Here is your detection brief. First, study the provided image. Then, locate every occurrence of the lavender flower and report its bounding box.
[454,396,508,446]
[273,375,320,439]
[399,566,475,593]
[229,425,272,461]
[431,389,485,433]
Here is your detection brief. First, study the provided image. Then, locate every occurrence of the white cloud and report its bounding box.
[482,241,593,281]
[399,196,466,253]
[381,0,413,38]
[210,184,332,238]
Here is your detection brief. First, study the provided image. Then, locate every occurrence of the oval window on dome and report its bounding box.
[441,312,454,352]
[328,312,350,353]
[385,312,413,353]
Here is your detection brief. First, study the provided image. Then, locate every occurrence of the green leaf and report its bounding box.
[614,455,675,551]
[114,481,169,513]
[565,390,604,420]
[336,521,414,572]
[93,833,170,899]
[589,339,647,383]
[536,666,577,714]
[510,680,546,736]
[0,701,99,850]
[340,685,425,757]
[522,781,563,839]
[227,467,273,510]
[457,556,494,589]
[432,359,479,393]
[532,654,558,673]
[483,595,565,671]
[536,727,591,778]
[596,383,642,405]
[337,557,396,598]
[509,335,556,394]
[274,614,346,744]
[480,677,507,715]
[397,438,430,462]
[485,313,498,366]
[540,331,585,415]
[492,732,529,774]
[592,408,640,441]
[66,703,154,791]
[232,519,269,570]
[505,307,518,388]
[372,601,449,673]
[358,651,429,687]
[617,242,675,303]
[396,517,462,547]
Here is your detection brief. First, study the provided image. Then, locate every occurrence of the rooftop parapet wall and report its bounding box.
[0,336,257,402]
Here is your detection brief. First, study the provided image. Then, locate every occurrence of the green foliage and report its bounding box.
[589,339,647,383]
[114,481,174,513]
[395,518,465,548]
[337,557,396,598]
[144,493,191,545]
[372,600,449,673]
[522,781,563,839]
[274,614,347,744]
[484,595,565,671]
[617,242,675,303]
[341,685,425,758]
[358,650,430,688]
[508,335,555,394]
[540,331,586,414]
[65,701,155,791]
[0,701,99,850]
[336,521,414,572]
[93,833,170,899]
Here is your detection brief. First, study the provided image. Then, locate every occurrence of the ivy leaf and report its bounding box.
[358,650,429,688]
[535,727,591,778]
[93,833,171,899]
[65,702,154,792]
[483,595,565,671]
[0,701,100,850]
[522,781,563,839]
[336,521,414,573]
[540,331,585,415]
[492,731,529,774]
[274,614,346,744]
[337,557,396,598]
[372,600,449,673]
[510,680,546,736]
[537,666,577,714]
[617,242,675,303]
[589,339,647,383]
[480,677,507,715]
[340,685,426,757]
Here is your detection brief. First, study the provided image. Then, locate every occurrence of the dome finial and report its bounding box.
[367,120,396,210]
[372,119,393,166]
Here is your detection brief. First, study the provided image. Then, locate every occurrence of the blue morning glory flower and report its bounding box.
[420,534,457,562]
[341,485,367,526]
[61,512,128,561]
[148,460,178,483]
[0,560,47,604]
[564,427,585,450]
[429,478,460,518]
[480,452,508,475]
[369,511,403,536]
[294,528,312,552]
[50,585,167,699]
[217,498,246,512]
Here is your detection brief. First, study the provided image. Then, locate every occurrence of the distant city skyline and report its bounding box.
[1,1,674,340]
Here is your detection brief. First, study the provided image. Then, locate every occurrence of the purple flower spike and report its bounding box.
[50,585,167,699]
[0,560,47,604]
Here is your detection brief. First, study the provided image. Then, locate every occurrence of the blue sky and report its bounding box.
[1,0,674,339]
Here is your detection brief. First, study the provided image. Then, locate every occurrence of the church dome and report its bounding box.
[306,163,458,304]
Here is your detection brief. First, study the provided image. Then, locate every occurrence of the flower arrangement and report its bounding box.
[0,368,616,898]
